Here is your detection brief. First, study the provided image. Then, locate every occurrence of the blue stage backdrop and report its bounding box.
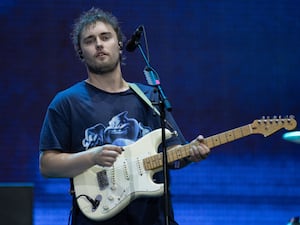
[0,1,299,224]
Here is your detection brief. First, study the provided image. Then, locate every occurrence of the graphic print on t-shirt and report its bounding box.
[82,111,151,149]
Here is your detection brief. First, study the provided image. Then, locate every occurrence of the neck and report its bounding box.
[86,67,129,93]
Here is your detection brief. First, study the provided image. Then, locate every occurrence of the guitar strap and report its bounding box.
[129,83,187,168]
[129,83,180,136]
[128,82,161,117]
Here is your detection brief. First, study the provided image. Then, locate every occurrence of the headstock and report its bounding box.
[251,115,297,137]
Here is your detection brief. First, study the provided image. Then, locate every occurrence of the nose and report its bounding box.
[95,37,103,49]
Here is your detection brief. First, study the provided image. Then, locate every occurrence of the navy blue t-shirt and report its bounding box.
[39,81,186,225]
[40,81,185,152]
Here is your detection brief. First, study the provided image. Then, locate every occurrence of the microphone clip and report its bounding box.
[125,25,144,52]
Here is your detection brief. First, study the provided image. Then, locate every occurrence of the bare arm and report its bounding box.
[39,145,123,178]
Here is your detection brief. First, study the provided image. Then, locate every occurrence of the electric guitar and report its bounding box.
[73,116,297,221]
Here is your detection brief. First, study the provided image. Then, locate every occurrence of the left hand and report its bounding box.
[188,135,210,162]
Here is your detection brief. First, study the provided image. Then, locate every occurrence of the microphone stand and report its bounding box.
[137,43,172,225]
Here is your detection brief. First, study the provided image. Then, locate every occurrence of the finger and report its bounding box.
[195,144,209,159]
[100,154,120,167]
[190,145,202,160]
[196,135,205,142]
[102,149,120,159]
[102,145,123,154]
[113,146,123,154]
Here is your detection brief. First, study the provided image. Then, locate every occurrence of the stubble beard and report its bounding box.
[86,58,120,75]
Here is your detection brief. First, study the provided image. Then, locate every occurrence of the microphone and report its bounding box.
[126,25,143,52]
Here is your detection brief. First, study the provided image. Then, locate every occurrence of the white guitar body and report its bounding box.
[73,128,173,221]
[73,116,297,221]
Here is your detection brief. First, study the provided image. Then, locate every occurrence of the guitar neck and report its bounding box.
[203,124,253,149]
[143,124,253,170]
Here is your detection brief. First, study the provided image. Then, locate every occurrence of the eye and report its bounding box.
[101,33,112,41]
[84,37,95,45]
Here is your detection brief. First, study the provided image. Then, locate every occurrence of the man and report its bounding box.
[39,8,210,225]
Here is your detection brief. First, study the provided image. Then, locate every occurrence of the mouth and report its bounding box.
[95,51,107,58]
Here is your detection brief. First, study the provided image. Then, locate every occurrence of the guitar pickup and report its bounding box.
[97,170,109,190]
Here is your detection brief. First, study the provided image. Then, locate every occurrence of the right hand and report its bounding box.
[92,145,123,167]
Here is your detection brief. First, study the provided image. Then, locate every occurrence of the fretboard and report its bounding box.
[143,124,253,170]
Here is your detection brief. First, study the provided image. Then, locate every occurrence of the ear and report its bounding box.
[118,42,123,50]
[78,49,84,60]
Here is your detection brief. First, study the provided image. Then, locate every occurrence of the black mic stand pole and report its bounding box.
[137,43,172,225]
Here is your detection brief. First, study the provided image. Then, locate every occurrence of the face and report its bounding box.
[80,21,121,74]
